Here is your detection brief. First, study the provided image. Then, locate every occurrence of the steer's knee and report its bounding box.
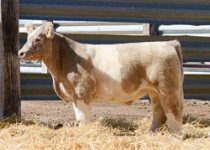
[72,100,91,122]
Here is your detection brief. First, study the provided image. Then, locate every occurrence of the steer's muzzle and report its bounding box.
[18,51,25,57]
[18,51,24,59]
[18,49,29,60]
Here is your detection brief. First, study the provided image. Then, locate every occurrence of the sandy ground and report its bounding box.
[21,99,210,125]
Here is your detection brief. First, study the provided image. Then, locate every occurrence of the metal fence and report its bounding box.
[20,0,210,25]
[19,0,210,100]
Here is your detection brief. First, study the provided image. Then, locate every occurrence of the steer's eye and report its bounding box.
[34,37,41,43]
[33,37,42,48]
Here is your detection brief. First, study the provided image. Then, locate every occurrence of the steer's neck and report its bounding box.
[43,33,89,82]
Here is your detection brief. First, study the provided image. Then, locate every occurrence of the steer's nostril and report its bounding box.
[19,52,24,56]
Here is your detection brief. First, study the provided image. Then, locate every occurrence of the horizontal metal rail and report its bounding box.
[160,25,210,37]
[19,20,210,36]
[20,24,144,35]
[20,0,210,25]
[19,20,142,27]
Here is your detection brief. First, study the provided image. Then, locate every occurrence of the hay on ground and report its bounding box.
[0,117,210,150]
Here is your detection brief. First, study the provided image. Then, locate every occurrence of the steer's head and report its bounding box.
[18,21,54,60]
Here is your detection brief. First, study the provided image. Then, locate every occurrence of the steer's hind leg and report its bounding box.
[72,100,91,123]
[150,94,167,132]
[160,91,183,133]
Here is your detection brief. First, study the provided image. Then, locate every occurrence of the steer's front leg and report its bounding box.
[72,100,91,122]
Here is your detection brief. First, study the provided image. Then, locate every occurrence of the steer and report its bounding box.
[19,22,184,132]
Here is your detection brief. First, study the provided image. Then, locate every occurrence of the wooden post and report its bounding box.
[0,0,20,118]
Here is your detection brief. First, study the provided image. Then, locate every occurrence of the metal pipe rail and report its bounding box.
[20,0,210,25]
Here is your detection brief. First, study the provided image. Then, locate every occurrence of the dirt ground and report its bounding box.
[21,99,210,125]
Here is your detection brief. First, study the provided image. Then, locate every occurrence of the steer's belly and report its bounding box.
[90,46,148,103]
[94,81,146,104]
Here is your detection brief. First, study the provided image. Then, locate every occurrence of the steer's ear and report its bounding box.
[44,22,54,39]
[25,23,35,34]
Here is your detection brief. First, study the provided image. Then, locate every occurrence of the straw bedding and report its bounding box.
[0,117,209,150]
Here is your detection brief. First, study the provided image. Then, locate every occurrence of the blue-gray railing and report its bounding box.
[20,0,210,25]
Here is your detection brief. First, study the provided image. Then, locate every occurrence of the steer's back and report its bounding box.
[85,40,182,103]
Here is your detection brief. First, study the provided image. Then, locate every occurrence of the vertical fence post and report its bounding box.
[143,23,160,36]
[142,23,150,35]
[0,0,20,118]
[149,24,160,36]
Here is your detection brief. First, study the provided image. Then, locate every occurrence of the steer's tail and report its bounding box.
[169,40,184,83]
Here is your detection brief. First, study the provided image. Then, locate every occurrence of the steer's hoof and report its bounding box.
[70,121,80,127]
[53,123,63,130]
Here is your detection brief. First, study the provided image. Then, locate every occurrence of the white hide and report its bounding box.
[73,100,91,122]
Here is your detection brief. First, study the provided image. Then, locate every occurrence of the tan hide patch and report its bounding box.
[68,64,96,101]
[120,65,141,93]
